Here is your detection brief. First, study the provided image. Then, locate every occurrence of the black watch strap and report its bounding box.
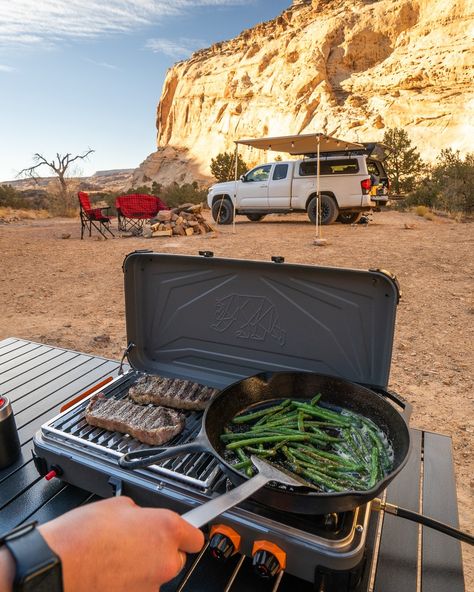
[2,522,63,592]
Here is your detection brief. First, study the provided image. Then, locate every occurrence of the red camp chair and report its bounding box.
[78,192,114,239]
[115,194,168,234]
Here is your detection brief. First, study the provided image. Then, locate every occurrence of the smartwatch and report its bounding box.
[1,522,63,591]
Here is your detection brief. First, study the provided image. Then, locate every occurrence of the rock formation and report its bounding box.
[134,0,474,186]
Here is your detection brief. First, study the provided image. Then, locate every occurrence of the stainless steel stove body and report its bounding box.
[34,253,403,587]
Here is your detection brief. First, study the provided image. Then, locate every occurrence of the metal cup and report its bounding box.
[0,396,21,469]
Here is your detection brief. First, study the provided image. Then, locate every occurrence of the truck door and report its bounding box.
[239,164,272,208]
[267,163,292,208]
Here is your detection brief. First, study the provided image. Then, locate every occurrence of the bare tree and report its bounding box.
[18,149,95,202]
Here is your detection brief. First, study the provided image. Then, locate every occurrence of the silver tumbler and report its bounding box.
[0,396,21,469]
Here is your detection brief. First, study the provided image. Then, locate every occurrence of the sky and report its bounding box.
[0,0,290,182]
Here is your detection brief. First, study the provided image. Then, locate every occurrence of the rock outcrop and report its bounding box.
[134,0,473,185]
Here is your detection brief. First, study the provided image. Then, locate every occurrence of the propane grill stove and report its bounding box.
[34,252,406,590]
[35,371,374,590]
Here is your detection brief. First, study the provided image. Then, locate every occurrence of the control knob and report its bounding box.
[208,525,241,562]
[252,541,286,579]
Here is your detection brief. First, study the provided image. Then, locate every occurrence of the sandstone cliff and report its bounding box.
[134,0,474,185]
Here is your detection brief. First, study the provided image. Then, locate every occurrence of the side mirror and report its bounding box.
[240,174,246,182]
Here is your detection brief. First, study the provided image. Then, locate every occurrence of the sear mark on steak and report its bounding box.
[128,375,218,410]
[85,394,185,446]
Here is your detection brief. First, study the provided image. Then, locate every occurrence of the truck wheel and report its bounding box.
[307,195,339,225]
[338,212,362,224]
[212,198,234,225]
[246,214,266,222]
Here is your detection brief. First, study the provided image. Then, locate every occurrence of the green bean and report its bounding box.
[292,402,353,426]
[232,404,285,424]
[253,399,292,426]
[300,467,347,492]
[297,411,305,432]
[291,443,363,470]
[368,447,379,488]
[308,425,341,443]
[226,434,308,450]
[232,459,252,470]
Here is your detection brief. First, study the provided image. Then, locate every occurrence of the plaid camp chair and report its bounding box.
[115,194,168,234]
[78,192,114,239]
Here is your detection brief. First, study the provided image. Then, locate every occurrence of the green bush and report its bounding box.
[382,128,425,194]
[210,152,248,182]
[160,182,208,208]
[0,185,49,210]
[401,150,474,214]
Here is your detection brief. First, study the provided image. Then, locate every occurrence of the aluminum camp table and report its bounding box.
[0,338,466,592]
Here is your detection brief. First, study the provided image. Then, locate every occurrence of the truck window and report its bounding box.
[273,164,289,181]
[299,159,359,176]
[246,165,272,182]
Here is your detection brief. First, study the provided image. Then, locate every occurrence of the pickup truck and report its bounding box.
[207,148,389,225]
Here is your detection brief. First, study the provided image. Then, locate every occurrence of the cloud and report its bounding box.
[0,64,15,72]
[145,38,207,59]
[85,58,119,70]
[0,0,251,50]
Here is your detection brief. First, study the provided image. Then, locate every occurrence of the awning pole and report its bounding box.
[233,144,238,235]
[316,135,321,239]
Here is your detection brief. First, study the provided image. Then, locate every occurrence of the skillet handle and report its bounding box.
[118,441,205,469]
[182,472,269,529]
[383,389,412,421]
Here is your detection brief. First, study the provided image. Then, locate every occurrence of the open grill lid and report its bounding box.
[123,252,400,390]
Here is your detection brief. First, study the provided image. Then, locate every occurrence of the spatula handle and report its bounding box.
[182,472,269,528]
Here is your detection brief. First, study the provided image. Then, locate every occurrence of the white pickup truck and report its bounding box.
[208,147,389,225]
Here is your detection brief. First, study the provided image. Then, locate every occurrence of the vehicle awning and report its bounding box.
[235,133,364,155]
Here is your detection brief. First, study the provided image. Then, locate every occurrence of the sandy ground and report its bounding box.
[1,209,473,587]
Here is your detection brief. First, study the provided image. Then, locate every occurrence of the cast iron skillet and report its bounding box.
[119,371,411,515]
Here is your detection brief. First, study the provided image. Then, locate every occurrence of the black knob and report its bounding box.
[252,550,281,579]
[209,533,234,562]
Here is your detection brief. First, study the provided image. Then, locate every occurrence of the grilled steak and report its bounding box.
[128,375,218,411]
[85,394,185,446]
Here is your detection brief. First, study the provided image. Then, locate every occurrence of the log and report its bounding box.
[185,227,194,236]
[153,229,173,237]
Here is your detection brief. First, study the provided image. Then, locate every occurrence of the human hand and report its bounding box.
[39,496,204,592]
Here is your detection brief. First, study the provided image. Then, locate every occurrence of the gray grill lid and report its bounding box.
[123,252,400,390]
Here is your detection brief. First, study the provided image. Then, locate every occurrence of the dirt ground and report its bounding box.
[1,209,473,587]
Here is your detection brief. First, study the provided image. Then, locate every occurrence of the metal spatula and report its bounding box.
[182,455,305,528]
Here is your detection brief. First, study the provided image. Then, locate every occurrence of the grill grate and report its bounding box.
[41,372,223,491]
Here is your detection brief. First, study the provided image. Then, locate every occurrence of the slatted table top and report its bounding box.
[0,338,465,591]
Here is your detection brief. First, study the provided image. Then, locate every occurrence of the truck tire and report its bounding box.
[212,198,234,225]
[307,195,339,225]
[246,214,266,222]
[338,212,362,224]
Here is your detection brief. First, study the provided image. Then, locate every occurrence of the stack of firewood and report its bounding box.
[142,203,215,238]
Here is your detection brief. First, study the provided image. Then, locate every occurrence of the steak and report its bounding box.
[85,394,185,446]
[128,375,218,410]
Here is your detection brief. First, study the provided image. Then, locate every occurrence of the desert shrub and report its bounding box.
[383,128,425,194]
[0,206,49,220]
[0,185,27,209]
[403,150,474,214]
[160,182,208,208]
[210,152,249,182]
[415,205,430,217]
[431,150,474,214]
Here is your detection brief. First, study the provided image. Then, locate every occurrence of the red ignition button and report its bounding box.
[45,470,57,481]
[0,397,5,408]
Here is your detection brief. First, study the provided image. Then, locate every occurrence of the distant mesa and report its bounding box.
[133,0,472,186]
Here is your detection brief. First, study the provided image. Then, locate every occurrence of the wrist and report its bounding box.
[1,522,62,592]
[0,547,15,592]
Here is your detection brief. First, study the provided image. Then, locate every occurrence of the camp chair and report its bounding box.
[78,192,115,239]
[115,194,168,235]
